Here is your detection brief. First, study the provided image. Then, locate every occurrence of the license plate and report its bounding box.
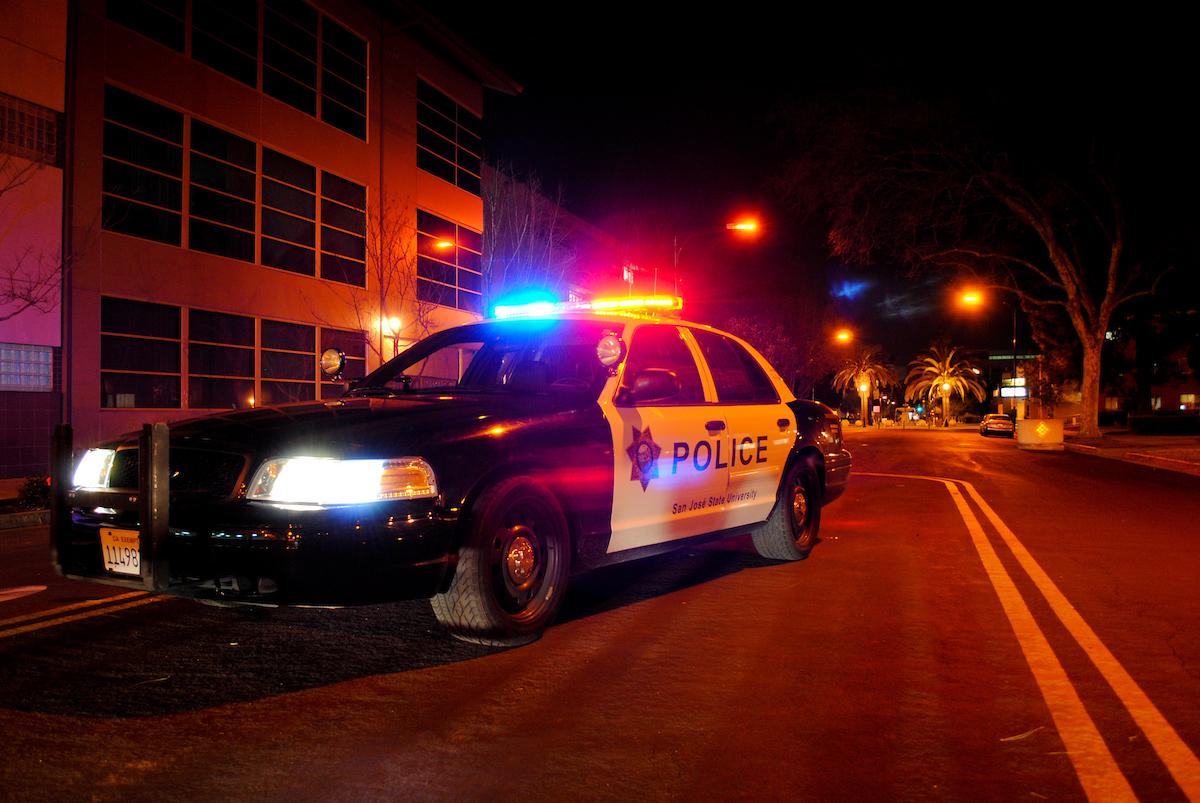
[100,528,142,576]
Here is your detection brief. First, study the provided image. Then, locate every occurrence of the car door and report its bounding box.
[686,327,795,529]
[602,322,729,553]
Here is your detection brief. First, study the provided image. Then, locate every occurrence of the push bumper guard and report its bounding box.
[51,422,171,592]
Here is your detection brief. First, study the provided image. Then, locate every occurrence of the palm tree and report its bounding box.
[905,345,986,425]
[832,348,897,426]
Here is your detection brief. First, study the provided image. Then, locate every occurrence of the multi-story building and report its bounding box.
[0,0,520,473]
[0,1,67,480]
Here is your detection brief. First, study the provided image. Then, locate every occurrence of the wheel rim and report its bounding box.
[790,478,812,548]
[489,500,559,618]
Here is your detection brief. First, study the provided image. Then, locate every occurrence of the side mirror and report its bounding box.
[616,368,681,406]
[320,348,346,378]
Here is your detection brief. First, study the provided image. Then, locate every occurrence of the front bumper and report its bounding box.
[51,424,457,605]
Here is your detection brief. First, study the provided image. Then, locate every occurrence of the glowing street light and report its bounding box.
[960,290,983,306]
[835,328,854,344]
[725,219,759,233]
[385,316,403,357]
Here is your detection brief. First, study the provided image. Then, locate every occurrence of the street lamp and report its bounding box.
[385,316,402,357]
[835,328,853,344]
[671,218,764,294]
[960,289,1020,416]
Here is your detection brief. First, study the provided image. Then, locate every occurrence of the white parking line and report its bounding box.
[0,596,162,640]
[0,585,47,604]
[859,471,1200,800]
[0,591,155,633]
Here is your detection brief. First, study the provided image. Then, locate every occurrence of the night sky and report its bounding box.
[439,6,1198,363]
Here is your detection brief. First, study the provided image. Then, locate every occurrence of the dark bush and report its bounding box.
[17,475,51,510]
[1128,413,1200,435]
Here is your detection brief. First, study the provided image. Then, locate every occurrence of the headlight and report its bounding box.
[73,449,116,489]
[246,457,438,507]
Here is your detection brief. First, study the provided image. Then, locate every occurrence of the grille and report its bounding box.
[108,447,246,496]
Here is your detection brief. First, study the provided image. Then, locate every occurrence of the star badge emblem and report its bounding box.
[626,426,662,491]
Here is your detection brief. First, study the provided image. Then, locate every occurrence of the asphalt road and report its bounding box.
[1,427,1198,801]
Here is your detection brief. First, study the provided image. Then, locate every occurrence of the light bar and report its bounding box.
[494,295,683,319]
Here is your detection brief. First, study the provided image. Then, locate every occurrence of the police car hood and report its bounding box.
[153,392,596,458]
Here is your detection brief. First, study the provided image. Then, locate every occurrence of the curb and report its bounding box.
[1063,443,1200,478]
[0,509,50,530]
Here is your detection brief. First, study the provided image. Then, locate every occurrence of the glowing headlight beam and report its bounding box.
[73,449,116,489]
[246,457,438,507]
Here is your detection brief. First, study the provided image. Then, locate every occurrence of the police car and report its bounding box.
[52,296,851,645]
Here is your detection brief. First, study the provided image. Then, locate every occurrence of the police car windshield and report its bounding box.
[351,319,615,397]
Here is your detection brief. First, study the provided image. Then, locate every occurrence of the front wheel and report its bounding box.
[751,461,821,561]
[431,476,570,646]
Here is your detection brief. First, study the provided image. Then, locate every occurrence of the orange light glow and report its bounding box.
[589,295,683,312]
[386,317,402,334]
[434,240,455,250]
[726,219,759,232]
[960,291,983,306]
[835,328,853,343]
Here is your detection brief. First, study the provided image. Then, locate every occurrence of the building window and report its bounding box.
[1151,396,1162,411]
[263,0,318,116]
[0,92,62,166]
[192,0,259,87]
[261,148,317,275]
[416,80,481,196]
[320,17,367,139]
[320,327,364,399]
[109,0,366,140]
[1103,397,1121,412]
[189,120,257,262]
[187,308,255,408]
[416,210,482,314]
[100,297,182,408]
[0,344,53,391]
[1181,393,1197,411]
[102,86,184,246]
[261,319,315,403]
[320,171,366,286]
[106,0,185,52]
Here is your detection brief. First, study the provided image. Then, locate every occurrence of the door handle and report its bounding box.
[777,418,791,429]
[705,420,726,432]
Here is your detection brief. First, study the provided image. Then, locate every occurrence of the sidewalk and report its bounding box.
[844,420,1200,478]
[1063,430,1200,478]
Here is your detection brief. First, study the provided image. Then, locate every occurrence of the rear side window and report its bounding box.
[690,329,778,404]
[620,324,705,404]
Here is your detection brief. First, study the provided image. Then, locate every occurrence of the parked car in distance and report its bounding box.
[979,413,1015,437]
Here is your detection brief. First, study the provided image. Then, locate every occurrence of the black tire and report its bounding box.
[751,461,821,561]
[430,476,570,646]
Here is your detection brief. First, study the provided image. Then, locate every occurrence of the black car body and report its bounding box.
[53,310,851,644]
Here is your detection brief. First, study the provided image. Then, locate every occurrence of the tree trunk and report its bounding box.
[1079,339,1103,438]
[941,393,950,424]
[859,389,869,427]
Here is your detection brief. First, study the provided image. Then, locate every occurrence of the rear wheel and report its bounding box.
[751,461,821,561]
[431,476,569,646]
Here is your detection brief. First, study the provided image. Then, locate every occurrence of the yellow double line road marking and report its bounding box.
[862,472,1200,802]
[0,591,163,640]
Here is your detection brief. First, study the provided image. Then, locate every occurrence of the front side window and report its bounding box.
[618,325,705,405]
